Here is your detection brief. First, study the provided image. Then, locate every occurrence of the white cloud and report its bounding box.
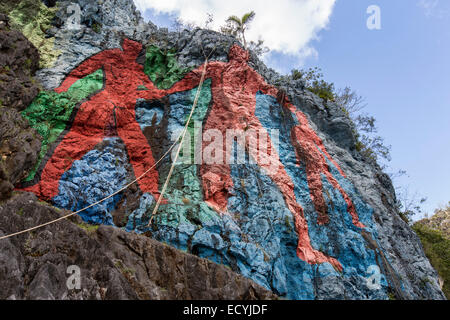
[417,0,439,17]
[417,0,449,18]
[133,0,335,64]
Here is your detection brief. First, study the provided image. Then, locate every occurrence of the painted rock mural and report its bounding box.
[19,38,387,299]
[4,0,445,300]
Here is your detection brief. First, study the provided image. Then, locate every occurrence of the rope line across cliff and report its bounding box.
[147,59,208,226]
[0,56,210,241]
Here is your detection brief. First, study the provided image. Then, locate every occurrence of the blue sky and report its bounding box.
[138,0,449,219]
[298,0,450,219]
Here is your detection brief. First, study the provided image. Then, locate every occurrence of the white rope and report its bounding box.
[147,60,208,226]
[0,135,180,241]
[0,65,208,241]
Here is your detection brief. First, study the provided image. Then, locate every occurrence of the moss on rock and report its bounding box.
[1,0,60,69]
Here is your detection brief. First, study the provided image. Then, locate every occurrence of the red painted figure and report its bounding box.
[23,39,185,202]
[169,44,366,271]
[24,38,363,271]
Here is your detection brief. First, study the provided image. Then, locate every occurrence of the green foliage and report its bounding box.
[0,1,16,14]
[412,223,450,299]
[291,67,335,102]
[387,291,396,300]
[290,68,392,163]
[284,216,293,233]
[144,45,191,90]
[398,211,411,224]
[21,69,104,181]
[421,203,450,238]
[114,260,136,276]
[309,81,335,102]
[354,129,391,163]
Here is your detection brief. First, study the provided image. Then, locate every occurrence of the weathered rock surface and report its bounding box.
[94,224,277,300]
[0,107,42,200]
[0,193,276,300]
[0,14,42,200]
[0,0,61,69]
[0,14,40,111]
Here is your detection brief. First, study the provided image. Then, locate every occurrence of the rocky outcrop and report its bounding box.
[0,193,276,299]
[0,108,42,200]
[0,193,136,299]
[0,0,446,300]
[0,14,42,200]
[0,3,276,300]
[94,224,277,300]
[0,13,40,111]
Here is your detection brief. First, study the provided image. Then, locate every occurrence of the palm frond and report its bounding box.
[226,15,242,27]
[242,11,255,25]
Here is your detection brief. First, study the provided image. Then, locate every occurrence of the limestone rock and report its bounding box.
[0,193,276,300]
[0,14,40,111]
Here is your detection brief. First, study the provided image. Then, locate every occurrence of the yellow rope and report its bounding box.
[147,60,208,226]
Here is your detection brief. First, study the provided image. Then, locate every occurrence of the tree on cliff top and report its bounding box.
[221,11,256,49]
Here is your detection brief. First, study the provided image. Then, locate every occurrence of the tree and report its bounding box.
[221,11,256,49]
[248,39,269,57]
[334,87,391,163]
[335,87,366,115]
[290,67,335,102]
[290,68,392,163]
[204,13,214,29]
[396,186,427,224]
[172,16,197,32]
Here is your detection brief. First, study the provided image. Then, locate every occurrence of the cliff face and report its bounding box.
[0,0,446,300]
[417,206,450,239]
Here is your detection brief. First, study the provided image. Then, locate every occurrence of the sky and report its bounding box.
[133,0,450,220]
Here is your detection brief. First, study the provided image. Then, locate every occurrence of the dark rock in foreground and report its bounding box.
[0,14,40,111]
[0,193,276,300]
[0,14,42,200]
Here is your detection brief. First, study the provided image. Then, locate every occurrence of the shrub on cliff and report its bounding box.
[290,67,391,163]
[291,67,335,102]
[21,69,104,182]
[412,222,450,299]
